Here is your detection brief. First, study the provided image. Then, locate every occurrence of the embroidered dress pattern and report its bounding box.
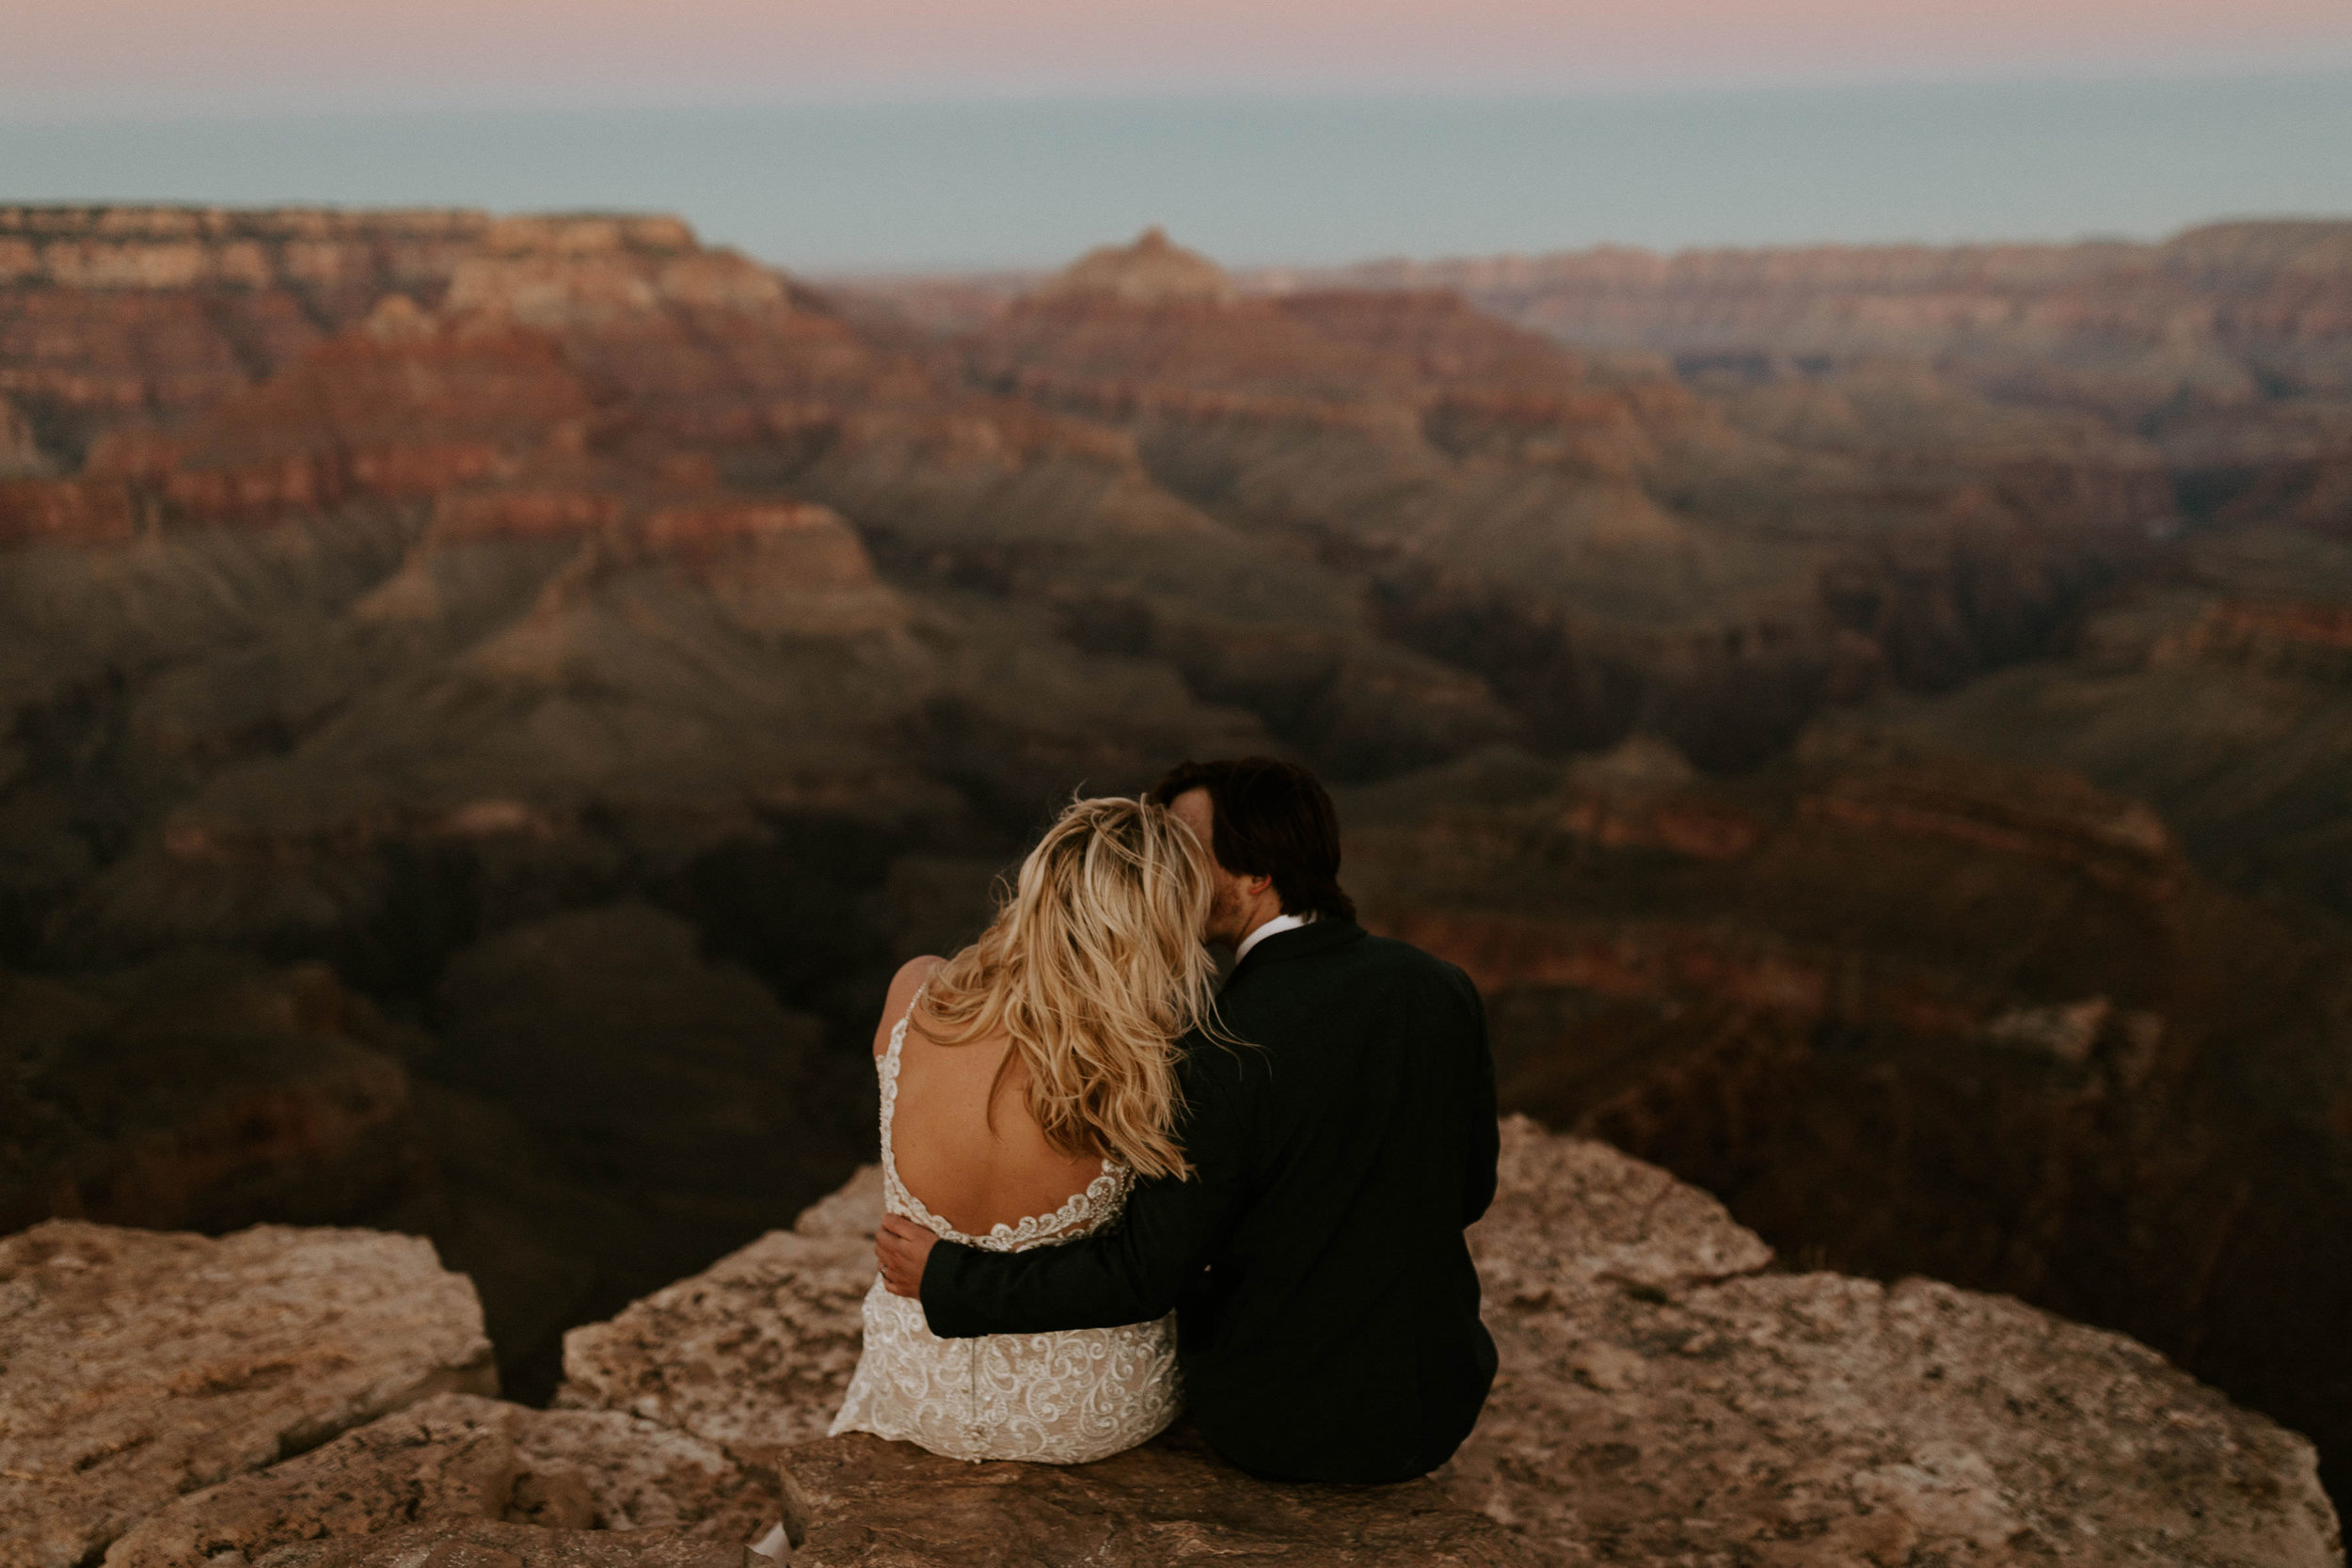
[829,993,1183,1463]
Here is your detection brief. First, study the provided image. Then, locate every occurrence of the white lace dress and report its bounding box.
[828,997,1183,1463]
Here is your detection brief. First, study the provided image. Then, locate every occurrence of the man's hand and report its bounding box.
[877,1215,939,1298]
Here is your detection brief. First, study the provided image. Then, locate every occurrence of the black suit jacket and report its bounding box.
[918,920,1501,1483]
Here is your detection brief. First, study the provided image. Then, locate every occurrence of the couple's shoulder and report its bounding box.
[871,955,948,1057]
[1350,929,1452,967]
[1225,928,1474,1013]
[891,954,947,990]
[1232,924,1463,984]
[1288,932,1484,1026]
[1342,930,1477,989]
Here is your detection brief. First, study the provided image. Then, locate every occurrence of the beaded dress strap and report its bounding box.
[876,982,1124,1252]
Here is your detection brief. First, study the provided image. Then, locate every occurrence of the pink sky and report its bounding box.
[10,0,2352,117]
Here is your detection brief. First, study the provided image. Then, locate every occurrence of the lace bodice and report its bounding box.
[829,989,1182,1464]
[876,998,1132,1251]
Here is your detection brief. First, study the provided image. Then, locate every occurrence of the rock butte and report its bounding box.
[1,1120,2338,1567]
[1037,226,1238,307]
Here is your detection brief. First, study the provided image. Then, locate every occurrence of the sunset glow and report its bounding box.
[8,0,2352,117]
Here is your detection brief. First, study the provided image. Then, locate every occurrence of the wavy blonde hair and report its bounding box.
[913,796,1222,1180]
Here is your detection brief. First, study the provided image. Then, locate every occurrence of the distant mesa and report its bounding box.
[477,212,700,258]
[1039,227,1234,306]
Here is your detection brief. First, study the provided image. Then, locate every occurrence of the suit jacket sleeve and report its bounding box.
[920,1039,1253,1338]
[1459,971,1501,1226]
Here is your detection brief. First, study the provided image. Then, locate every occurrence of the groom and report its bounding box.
[877,756,1499,1483]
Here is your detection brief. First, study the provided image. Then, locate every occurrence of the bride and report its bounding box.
[829,795,1223,1463]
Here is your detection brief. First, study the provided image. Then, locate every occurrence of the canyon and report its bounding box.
[2,205,2349,1532]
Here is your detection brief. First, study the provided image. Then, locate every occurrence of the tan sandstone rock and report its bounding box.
[103,1392,782,1567]
[782,1426,1531,1567]
[555,1132,2342,1567]
[0,1221,496,1568]
[103,1394,520,1567]
[554,1166,882,1461]
[506,1406,782,1540]
[253,1520,751,1567]
[1443,1117,2345,1567]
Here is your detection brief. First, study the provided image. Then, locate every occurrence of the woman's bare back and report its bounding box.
[833,953,1181,1465]
[873,958,1108,1237]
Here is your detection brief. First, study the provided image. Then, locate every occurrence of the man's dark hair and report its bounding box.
[1151,757,1356,923]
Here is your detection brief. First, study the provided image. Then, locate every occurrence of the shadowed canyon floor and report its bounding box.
[3,208,2351,1514]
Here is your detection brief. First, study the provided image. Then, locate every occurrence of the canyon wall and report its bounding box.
[3,206,2348,1513]
[1264,222,2352,417]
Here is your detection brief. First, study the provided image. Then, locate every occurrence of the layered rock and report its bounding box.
[2,206,2345,1536]
[3,291,1263,980]
[0,206,489,297]
[257,1523,752,1567]
[0,396,44,477]
[74,304,603,528]
[0,239,1274,1424]
[947,248,2152,768]
[0,954,423,1238]
[1038,227,1235,307]
[0,207,492,460]
[2184,596,2352,682]
[1280,221,2352,414]
[0,1220,496,1568]
[787,388,1518,779]
[1808,516,2352,915]
[0,204,907,480]
[103,1393,782,1567]
[0,474,136,547]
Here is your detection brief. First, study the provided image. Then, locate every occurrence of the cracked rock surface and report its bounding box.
[559,1126,2342,1566]
[555,1164,883,1463]
[253,1519,753,1567]
[783,1425,1532,1567]
[0,1221,496,1568]
[102,1393,782,1567]
[1442,1117,2345,1566]
[7,1128,2342,1567]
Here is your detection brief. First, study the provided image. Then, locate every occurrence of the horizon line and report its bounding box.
[8,59,2351,130]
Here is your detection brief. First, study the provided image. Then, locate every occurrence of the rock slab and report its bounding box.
[1444,1117,2346,1567]
[103,1393,782,1567]
[782,1426,1531,1567]
[559,1133,2344,1567]
[254,1520,751,1568]
[0,1220,496,1568]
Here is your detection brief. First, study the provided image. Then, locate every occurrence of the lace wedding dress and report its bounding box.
[828,994,1182,1463]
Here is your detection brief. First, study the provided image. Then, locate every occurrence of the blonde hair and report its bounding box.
[914,796,1222,1180]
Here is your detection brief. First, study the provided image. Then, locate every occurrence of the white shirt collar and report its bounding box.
[1234,911,1315,964]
